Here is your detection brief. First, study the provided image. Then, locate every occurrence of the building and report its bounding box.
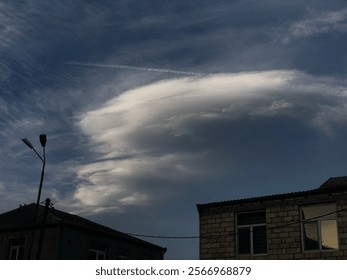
[197,176,347,259]
[0,202,166,260]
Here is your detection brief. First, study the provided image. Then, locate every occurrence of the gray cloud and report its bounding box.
[71,70,347,213]
[2,0,347,259]
[280,8,347,43]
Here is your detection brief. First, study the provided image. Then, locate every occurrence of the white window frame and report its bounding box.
[117,248,128,260]
[8,237,26,260]
[236,210,267,256]
[88,248,106,260]
[300,203,339,252]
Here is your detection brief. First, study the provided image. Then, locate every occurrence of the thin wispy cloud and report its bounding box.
[280,8,347,43]
[64,61,207,76]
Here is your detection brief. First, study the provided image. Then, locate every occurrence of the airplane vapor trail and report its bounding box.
[64,61,206,76]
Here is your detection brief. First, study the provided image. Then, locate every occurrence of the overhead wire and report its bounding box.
[28,201,347,240]
[124,206,347,240]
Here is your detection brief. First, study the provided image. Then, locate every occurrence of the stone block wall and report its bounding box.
[199,208,235,259]
[199,191,347,259]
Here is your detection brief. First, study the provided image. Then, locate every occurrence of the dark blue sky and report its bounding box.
[1,0,347,259]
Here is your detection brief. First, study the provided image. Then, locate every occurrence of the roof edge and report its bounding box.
[197,178,347,212]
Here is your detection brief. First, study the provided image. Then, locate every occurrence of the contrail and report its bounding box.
[64,61,206,76]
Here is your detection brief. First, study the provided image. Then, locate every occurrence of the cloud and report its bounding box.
[0,2,26,51]
[65,61,206,76]
[281,8,347,43]
[72,70,347,213]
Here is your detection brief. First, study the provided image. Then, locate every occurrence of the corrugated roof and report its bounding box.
[197,176,347,212]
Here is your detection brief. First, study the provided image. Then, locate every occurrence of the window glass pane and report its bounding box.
[88,250,97,259]
[90,241,106,251]
[253,226,267,254]
[8,238,25,260]
[10,248,17,260]
[237,211,266,225]
[97,252,105,260]
[301,204,336,220]
[11,238,25,246]
[17,247,25,260]
[321,220,339,250]
[238,228,251,254]
[117,248,128,260]
[303,222,319,250]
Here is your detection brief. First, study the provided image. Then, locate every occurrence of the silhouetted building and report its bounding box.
[0,203,166,260]
[197,176,347,259]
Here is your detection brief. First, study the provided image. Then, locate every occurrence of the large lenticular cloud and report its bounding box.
[74,70,347,212]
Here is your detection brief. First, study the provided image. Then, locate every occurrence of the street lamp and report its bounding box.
[22,134,46,208]
[22,134,47,259]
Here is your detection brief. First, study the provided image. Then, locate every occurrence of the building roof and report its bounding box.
[197,176,347,212]
[319,176,347,189]
[0,203,165,251]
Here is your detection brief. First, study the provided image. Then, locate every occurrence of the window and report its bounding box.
[8,237,26,260]
[301,203,339,251]
[117,248,128,260]
[88,241,106,260]
[88,249,106,260]
[236,210,267,255]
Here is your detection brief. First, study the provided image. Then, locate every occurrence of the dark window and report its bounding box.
[237,211,267,255]
[8,237,26,260]
[253,225,267,254]
[301,204,338,251]
[88,241,106,260]
[237,211,266,225]
[238,228,251,254]
[117,248,128,260]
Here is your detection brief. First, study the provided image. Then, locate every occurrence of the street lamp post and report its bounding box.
[22,134,46,209]
[22,134,47,259]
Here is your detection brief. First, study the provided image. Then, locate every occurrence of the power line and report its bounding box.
[125,206,347,240]
[126,233,199,239]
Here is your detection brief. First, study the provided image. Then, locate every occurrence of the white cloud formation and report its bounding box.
[72,70,347,213]
[281,8,347,42]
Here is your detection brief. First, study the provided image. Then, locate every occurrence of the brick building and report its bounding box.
[0,202,166,260]
[197,177,347,259]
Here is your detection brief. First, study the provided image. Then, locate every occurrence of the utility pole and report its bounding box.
[22,134,47,259]
[36,198,51,260]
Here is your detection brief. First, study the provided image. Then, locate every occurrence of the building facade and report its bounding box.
[197,177,347,259]
[0,203,166,260]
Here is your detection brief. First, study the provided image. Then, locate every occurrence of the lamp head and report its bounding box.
[22,138,33,149]
[39,134,47,147]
